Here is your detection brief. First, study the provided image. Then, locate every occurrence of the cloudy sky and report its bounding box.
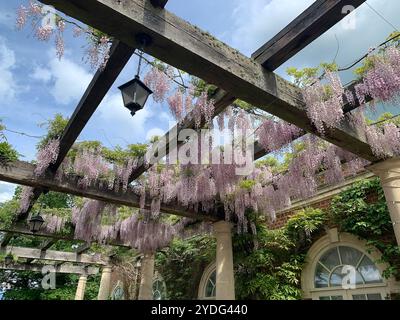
[0,0,399,201]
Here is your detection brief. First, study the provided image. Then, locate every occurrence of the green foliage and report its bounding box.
[155,235,216,300]
[37,113,69,150]
[0,142,19,165]
[286,208,327,247]
[1,272,100,300]
[330,178,400,279]
[0,200,19,229]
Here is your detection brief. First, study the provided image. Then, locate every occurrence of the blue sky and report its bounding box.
[0,0,399,201]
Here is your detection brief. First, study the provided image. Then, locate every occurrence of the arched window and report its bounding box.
[198,262,216,300]
[302,230,400,300]
[111,281,125,300]
[152,274,167,300]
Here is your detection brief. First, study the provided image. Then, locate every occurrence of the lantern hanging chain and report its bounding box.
[136,49,144,78]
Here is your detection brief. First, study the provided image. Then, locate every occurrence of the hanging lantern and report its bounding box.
[118,76,153,116]
[28,214,45,233]
[119,33,153,116]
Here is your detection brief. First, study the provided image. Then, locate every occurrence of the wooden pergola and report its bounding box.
[1,0,399,300]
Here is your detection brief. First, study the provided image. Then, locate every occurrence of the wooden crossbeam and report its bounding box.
[150,0,168,8]
[130,0,373,179]
[38,0,377,163]
[252,0,367,70]
[0,224,127,248]
[17,41,135,221]
[0,161,219,221]
[76,242,91,254]
[0,262,99,275]
[0,232,14,247]
[40,239,58,251]
[0,246,109,265]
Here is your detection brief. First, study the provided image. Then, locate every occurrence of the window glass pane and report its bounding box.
[331,296,343,300]
[205,270,216,297]
[315,263,329,288]
[319,248,340,270]
[330,267,364,287]
[339,246,363,266]
[353,294,367,300]
[358,256,382,284]
[319,296,331,300]
[367,293,382,300]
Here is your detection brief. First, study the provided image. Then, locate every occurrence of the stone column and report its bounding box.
[75,274,88,300]
[138,253,155,300]
[97,266,112,300]
[368,158,400,245]
[214,221,235,300]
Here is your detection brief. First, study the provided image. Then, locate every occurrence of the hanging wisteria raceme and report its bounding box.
[73,199,106,242]
[365,122,400,159]
[355,46,400,106]
[16,0,111,68]
[257,118,303,153]
[34,139,60,177]
[119,213,176,253]
[144,67,171,103]
[72,149,108,189]
[302,71,345,135]
[18,186,35,213]
[42,213,67,234]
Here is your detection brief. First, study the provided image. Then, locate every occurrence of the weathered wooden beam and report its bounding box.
[0,161,219,221]
[150,0,168,9]
[39,0,377,162]
[0,232,14,247]
[130,89,235,180]
[40,239,58,251]
[76,242,91,254]
[0,262,99,275]
[0,246,109,265]
[252,0,367,70]
[17,41,135,221]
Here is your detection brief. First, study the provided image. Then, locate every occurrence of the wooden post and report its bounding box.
[97,266,112,300]
[75,274,88,300]
[214,221,235,300]
[368,158,400,245]
[138,253,155,300]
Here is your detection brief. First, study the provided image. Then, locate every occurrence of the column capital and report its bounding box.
[367,158,400,187]
[213,221,234,234]
[102,266,112,273]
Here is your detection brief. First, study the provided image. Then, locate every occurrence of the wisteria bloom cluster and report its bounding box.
[16,0,111,68]
[70,199,197,253]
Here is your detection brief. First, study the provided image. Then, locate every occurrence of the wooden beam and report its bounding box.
[150,0,168,9]
[0,262,99,275]
[40,239,58,251]
[39,0,377,162]
[76,242,91,254]
[0,161,218,221]
[0,232,14,247]
[17,41,135,220]
[252,0,367,70]
[0,246,109,265]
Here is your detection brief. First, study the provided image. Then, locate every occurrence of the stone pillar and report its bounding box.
[368,158,400,245]
[138,253,155,300]
[97,266,112,300]
[75,274,88,300]
[214,221,235,300]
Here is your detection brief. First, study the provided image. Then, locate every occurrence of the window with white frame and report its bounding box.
[301,231,398,300]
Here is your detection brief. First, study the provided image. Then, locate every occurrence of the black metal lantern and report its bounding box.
[28,214,44,233]
[119,33,153,116]
[4,253,13,265]
[118,76,153,116]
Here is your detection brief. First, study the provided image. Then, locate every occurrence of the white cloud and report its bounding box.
[230,0,314,55]
[48,56,92,105]
[31,66,52,83]
[146,127,166,141]
[0,36,17,101]
[32,53,93,105]
[0,182,15,203]
[92,92,155,144]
